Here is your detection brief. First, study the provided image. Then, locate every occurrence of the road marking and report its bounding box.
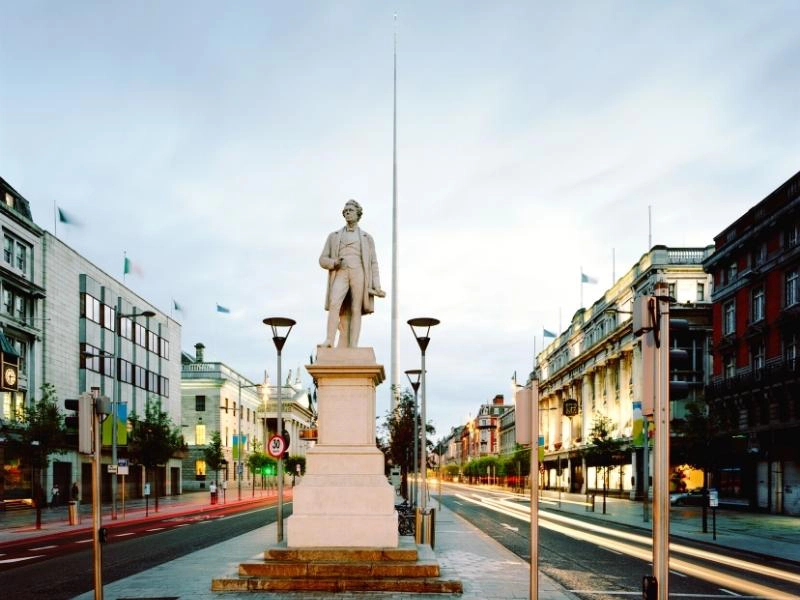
[501,523,519,532]
[670,569,688,578]
[720,589,742,597]
[29,545,58,551]
[453,501,463,506]
[146,527,165,532]
[114,532,135,537]
[76,539,92,544]
[174,523,190,527]
[602,547,623,555]
[0,555,46,564]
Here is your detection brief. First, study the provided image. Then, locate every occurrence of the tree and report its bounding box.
[246,448,272,496]
[380,389,435,500]
[586,415,627,514]
[203,431,226,486]
[128,400,186,512]
[0,383,70,528]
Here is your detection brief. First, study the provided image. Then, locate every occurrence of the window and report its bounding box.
[3,235,28,274]
[148,331,159,353]
[81,293,101,323]
[118,359,133,383]
[101,354,114,377]
[784,335,797,369]
[134,365,146,389]
[668,283,676,301]
[159,376,169,396]
[756,242,768,265]
[14,242,25,272]
[786,269,799,307]
[80,343,101,372]
[196,424,206,445]
[3,237,12,263]
[723,300,736,335]
[14,294,26,321]
[727,262,738,283]
[119,317,133,340]
[752,342,765,371]
[5,333,27,376]
[724,354,736,378]
[789,224,800,248]
[4,192,13,207]
[134,323,146,347]
[752,286,765,322]
[147,371,158,393]
[195,459,206,476]
[195,395,206,411]
[160,338,170,359]
[102,305,116,332]
[224,398,228,413]
[697,282,705,302]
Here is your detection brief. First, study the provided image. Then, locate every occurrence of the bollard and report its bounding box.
[415,507,436,549]
[642,575,657,599]
[68,501,79,525]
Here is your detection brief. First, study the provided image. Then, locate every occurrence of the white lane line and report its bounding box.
[720,589,742,597]
[114,532,135,537]
[501,523,519,532]
[76,539,92,544]
[29,545,58,551]
[146,527,165,532]
[670,569,688,578]
[174,523,190,527]
[0,555,46,564]
[453,501,463,506]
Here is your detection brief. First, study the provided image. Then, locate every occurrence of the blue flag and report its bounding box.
[543,328,556,338]
[216,304,231,314]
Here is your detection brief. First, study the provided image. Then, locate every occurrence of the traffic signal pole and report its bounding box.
[91,392,103,600]
[653,280,671,600]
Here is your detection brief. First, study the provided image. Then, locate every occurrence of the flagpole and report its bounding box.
[580,267,584,308]
[53,200,57,237]
[390,13,400,411]
[123,251,127,283]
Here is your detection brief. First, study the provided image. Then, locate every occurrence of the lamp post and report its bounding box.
[263,317,295,543]
[238,380,262,501]
[405,369,421,509]
[408,318,439,515]
[111,309,155,520]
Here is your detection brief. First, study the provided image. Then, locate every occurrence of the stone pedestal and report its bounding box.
[287,347,398,548]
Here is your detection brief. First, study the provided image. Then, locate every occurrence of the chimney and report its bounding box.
[493,394,504,406]
[195,343,205,363]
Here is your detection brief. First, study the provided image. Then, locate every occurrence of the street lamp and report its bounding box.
[405,369,421,509]
[263,316,295,543]
[238,380,262,501]
[111,309,155,520]
[408,317,439,518]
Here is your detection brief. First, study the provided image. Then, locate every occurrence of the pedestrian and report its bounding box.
[209,481,217,505]
[51,483,60,507]
[71,481,80,503]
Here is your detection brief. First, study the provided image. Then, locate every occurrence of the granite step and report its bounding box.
[239,558,440,578]
[265,537,419,563]
[212,576,464,594]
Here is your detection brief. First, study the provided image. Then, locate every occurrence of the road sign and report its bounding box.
[268,434,286,458]
[107,464,118,474]
[117,458,129,476]
[709,489,719,508]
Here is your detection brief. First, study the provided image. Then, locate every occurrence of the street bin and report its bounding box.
[415,507,436,549]
[68,501,79,525]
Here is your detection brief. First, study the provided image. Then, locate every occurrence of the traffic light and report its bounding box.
[65,392,93,454]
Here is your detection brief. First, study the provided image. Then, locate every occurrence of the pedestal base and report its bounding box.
[287,347,397,548]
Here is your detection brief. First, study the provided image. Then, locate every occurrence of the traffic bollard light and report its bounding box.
[642,575,657,599]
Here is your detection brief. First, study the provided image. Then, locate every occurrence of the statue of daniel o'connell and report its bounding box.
[319,199,386,348]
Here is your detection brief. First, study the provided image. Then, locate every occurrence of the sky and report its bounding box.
[2,1,800,442]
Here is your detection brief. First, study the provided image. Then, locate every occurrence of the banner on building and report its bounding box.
[102,402,128,446]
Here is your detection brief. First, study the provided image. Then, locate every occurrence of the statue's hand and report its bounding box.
[370,288,386,298]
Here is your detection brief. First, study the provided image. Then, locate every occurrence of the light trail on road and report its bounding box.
[453,490,798,599]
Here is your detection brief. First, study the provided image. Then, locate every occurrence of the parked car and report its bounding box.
[670,489,706,506]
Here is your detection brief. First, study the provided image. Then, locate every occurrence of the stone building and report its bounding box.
[536,245,713,498]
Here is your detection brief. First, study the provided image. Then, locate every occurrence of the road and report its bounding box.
[437,482,800,599]
[0,500,291,600]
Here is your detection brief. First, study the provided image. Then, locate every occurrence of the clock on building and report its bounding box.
[3,363,18,390]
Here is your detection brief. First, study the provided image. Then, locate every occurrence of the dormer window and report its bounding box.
[4,192,14,208]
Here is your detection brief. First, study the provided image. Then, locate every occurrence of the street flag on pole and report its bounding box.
[123,254,143,277]
[216,304,231,314]
[581,271,598,284]
[173,299,183,312]
[543,328,556,338]
[57,207,81,226]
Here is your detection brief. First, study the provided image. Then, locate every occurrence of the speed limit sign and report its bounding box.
[268,434,286,458]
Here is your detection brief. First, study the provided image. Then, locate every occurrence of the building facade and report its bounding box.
[181,343,314,492]
[704,169,800,515]
[536,246,713,498]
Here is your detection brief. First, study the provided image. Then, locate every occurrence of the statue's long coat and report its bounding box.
[319,227,381,315]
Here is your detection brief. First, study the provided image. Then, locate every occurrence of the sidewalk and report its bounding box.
[71,501,577,600]
[537,489,800,564]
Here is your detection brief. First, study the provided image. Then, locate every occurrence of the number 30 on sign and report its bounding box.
[268,434,286,458]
